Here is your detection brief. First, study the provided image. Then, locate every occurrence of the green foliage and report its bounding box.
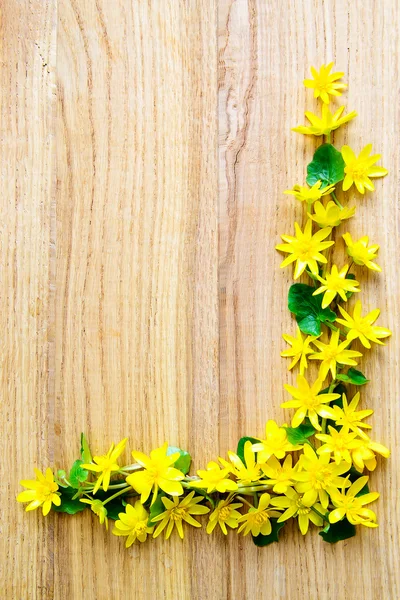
[288,283,336,336]
[148,493,166,526]
[80,433,92,464]
[69,459,88,488]
[306,143,345,187]
[236,437,261,464]
[336,368,369,386]
[167,446,192,475]
[52,486,88,515]
[319,519,356,543]
[285,423,315,445]
[105,500,127,521]
[252,519,286,546]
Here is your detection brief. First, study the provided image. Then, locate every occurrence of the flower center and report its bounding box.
[135,520,148,534]
[296,499,311,515]
[170,507,187,521]
[219,507,232,521]
[253,512,269,525]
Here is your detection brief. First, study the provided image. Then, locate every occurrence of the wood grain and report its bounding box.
[219,1,400,599]
[1,0,399,598]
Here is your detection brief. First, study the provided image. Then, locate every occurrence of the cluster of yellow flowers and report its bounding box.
[17,65,391,547]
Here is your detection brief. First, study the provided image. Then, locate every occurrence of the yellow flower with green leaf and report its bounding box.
[309,329,363,380]
[284,181,335,204]
[336,301,391,348]
[342,233,381,272]
[282,374,339,431]
[281,326,318,375]
[271,488,324,534]
[276,220,334,279]
[112,501,154,546]
[342,144,388,193]
[316,425,360,465]
[303,63,347,104]
[292,105,357,137]
[308,201,355,228]
[292,445,351,508]
[82,438,127,494]
[17,468,61,516]
[313,264,360,308]
[237,493,282,537]
[261,455,296,494]
[152,491,210,540]
[252,420,302,462]
[220,441,263,485]
[206,499,243,535]
[351,438,390,472]
[80,498,109,529]
[126,442,184,504]
[332,392,373,440]
[329,476,379,528]
[191,461,238,493]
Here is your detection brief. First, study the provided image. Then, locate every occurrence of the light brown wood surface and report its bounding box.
[1,0,399,598]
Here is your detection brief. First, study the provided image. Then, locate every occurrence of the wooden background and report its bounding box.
[1,0,399,598]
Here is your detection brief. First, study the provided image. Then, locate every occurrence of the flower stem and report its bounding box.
[236,495,254,509]
[311,505,329,523]
[331,191,343,209]
[237,484,271,494]
[321,379,338,434]
[103,485,132,505]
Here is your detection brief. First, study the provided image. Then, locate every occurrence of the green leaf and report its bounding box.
[52,486,88,515]
[252,519,286,546]
[80,433,92,464]
[288,284,337,336]
[148,493,167,526]
[69,459,88,488]
[166,446,192,475]
[285,423,315,445]
[306,143,345,187]
[105,500,127,521]
[336,368,369,386]
[236,437,261,464]
[319,519,356,543]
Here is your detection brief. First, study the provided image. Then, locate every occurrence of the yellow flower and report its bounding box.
[112,501,154,546]
[309,329,363,380]
[276,220,334,279]
[292,445,351,508]
[332,392,373,439]
[126,442,185,504]
[282,375,339,430]
[315,425,360,465]
[308,201,355,228]
[17,468,61,516]
[261,455,296,494]
[237,493,282,537]
[313,264,360,308]
[152,491,210,539]
[191,461,238,493]
[281,327,318,375]
[252,420,302,462]
[329,476,379,527]
[336,301,391,348]
[342,233,381,272]
[206,499,243,535]
[220,441,263,485]
[271,488,324,534]
[292,105,357,137]
[342,144,388,193]
[303,63,347,104]
[284,181,335,204]
[82,438,127,494]
[80,498,109,529]
[351,438,390,472]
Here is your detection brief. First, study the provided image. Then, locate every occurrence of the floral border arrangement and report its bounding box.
[18,65,391,547]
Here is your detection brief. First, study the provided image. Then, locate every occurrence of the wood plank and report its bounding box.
[55,1,218,598]
[0,1,58,598]
[219,1,400,599]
